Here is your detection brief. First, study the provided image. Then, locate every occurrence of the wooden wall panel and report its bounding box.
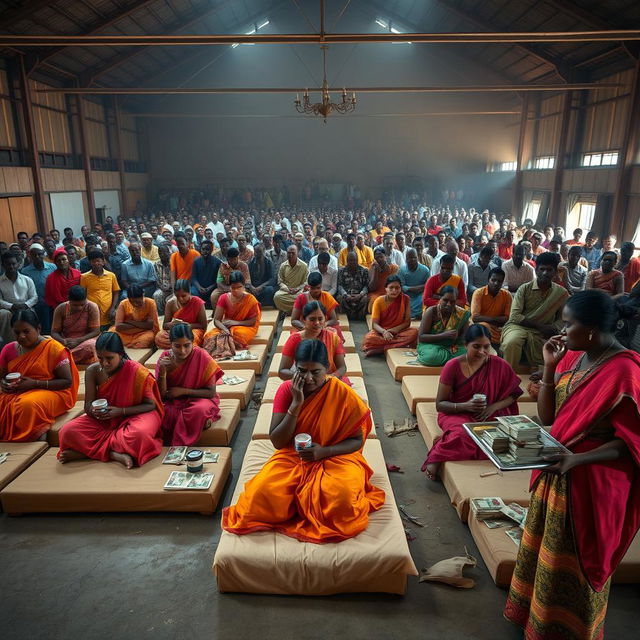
[0,198,13,241]
[126,189,146,212]
[124,172,148,189]
[82,98,110,158]
[41,168,85,192]
[0,195,38,242]
[91,171,119,190]
[0,166,34,194]
[535,95,563,157]
[0,68,16,148]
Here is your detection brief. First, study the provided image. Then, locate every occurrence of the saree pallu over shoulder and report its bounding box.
[156,346,222,389]
[222,377,385,543]
[531,349,640,591]
[0,337,79,441]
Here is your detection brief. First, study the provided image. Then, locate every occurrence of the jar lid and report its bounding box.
[186,449,203,461]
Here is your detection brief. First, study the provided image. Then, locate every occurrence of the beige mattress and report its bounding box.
[469,513,640,587]
[1,446,231,514]
[366,316,420,331]
[250,323,275,347]
[196,398,241,447]
[261,375,368,405]
[283,313,349,332]
[0,442,48,493]
[251,401,377,440]
[268,352,363,378]
[216,370,256,409]
[385,349,442,381]
[259,308,279,326]
[276,330,356,354]
[212,439,417,595]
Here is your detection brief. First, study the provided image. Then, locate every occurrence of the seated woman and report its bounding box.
[223,339,385,543]
[0,309,79,441]
[155,279,207,350]
[291,272,343,341]
[279,300,347,381]
[361,275,418,356]
[367,246,399,312]
[50,285,101,365]
[156,323,223,446]
[420,324,522,480]
[203,271,261,351]
[417,286,472,366]
[110,284,159,349]
[58,332,163,468]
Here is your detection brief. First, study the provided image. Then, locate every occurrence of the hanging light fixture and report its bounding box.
[294,45,356,123]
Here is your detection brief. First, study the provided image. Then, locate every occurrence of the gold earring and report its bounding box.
[589,331,594,341]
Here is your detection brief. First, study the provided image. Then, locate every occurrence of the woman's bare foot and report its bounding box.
[203,419,214,430]
[58,449,87,464]
[109,451,134,469]
[425,462,440,481]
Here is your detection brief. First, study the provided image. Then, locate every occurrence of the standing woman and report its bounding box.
[505,290,640,639]
[58,332,163,468]
[416,286,472,366]
[156,322,223,446]
[155,279,207,349]
[279,300,347,381]
[203,271,261,351]
[0,309,78,441]
[361,275,418,356]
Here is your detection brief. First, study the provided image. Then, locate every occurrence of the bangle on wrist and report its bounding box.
[287,409,298,417]
[540,381,555,387]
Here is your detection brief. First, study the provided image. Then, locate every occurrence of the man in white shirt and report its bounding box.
[311,252,338,296]
[206,212,225,237]
[431,240,469,289]
[0,251,38,343]
[383,234,405,268]
[502,243,535,293]
[308,239,338,271]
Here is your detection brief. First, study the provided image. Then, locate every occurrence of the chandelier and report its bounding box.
[294,46,356,123]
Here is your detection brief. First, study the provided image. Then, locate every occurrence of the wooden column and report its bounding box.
[76,95,97,228]
[611,58,640,239]
[511,92,530,220]
[17,57,48,231]
[112,96,128,216]
[548,90,573,223]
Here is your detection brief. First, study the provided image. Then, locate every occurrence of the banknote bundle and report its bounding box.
[478,428,509,453]
[470,497,505,520]
[162,447,220,465]
[163,471,214,491]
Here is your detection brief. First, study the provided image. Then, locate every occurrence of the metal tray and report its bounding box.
[463,421,572,471]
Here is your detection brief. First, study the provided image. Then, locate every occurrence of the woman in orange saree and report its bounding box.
[155,279,207,350]
[156,323,223,446]
[0,310,78,441]
[203,271,261,350]
[223,339,384,543]
[291,272,343,341]
[362,275,418,356]
[279,300,348,381]
[58,332,163,468]
[111,285,159,348]
[505,291,640,640]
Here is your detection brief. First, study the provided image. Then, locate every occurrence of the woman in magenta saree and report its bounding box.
[156,323,223,446]
[421,324,522,479]
[505,290,640,640]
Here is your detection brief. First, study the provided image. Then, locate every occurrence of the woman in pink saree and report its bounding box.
[421,324,522,480]
[156,322,223,446]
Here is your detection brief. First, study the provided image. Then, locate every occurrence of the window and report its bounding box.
[231,20,269,48]
[487,161,517,172]
[581,151,619,167]
[567,201,596,231]
[375,18,411,43]
[524,198,542,224]
[533,156,555,169]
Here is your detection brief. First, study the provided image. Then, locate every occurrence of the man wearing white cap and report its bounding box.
[140,232,159,262]
[331,233,347,256]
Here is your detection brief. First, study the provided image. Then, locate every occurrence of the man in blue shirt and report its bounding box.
[293,232,313,263]
[21,243,56,333]
[581,232,602,271]
[121,243,157,298]
[191,240,221,307]
[399,248,430,318]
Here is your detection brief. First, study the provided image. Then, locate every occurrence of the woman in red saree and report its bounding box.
[362,275,418,356]
[420,324,522,480]
[203,271,261,350]
[223,339,385,543]
[0,310,78,441]
[156,322,223,446]
[505,290,640,640]
[279,300,348,382]
[58,332,163,468]
[155,279,207,349]
[291,272,344,342]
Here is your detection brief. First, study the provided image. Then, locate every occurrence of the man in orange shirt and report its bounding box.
[170,232,200,286]
[617,242,640,293]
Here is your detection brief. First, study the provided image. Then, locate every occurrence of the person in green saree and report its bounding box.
[417,286,472,366]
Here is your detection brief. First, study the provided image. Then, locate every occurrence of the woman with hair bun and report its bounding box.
[223,339,384,543]
[0,309,79,441]
[421,323,522,480]
[155,279,207,349]
[58,332,163,468]
[505,290,640,639]
[156,322,223,446]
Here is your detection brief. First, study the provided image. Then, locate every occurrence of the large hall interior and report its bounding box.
[1,1,640,639]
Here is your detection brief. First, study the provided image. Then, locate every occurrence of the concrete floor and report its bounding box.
[1,320,637,640]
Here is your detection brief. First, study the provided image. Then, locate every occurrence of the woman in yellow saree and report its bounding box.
[0,309,78,441]
[223,339,385,543]
[111,284,159,348]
